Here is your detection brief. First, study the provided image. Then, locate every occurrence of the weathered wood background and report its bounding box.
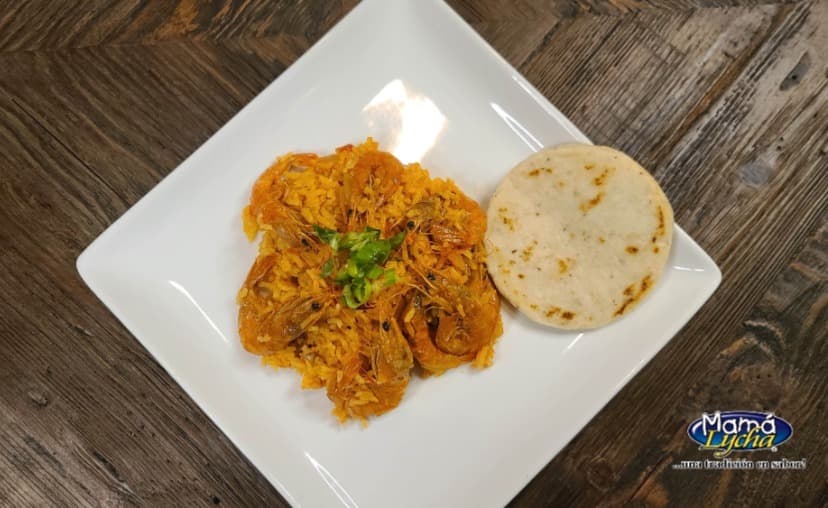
[1,0,826,506]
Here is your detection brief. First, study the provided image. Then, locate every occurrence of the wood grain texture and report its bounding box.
[0,0,357,52]
[0,0,826,507]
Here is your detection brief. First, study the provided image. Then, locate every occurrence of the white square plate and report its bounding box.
[77,1,721,506]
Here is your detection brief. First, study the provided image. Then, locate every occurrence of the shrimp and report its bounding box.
[431,192,486,248]
[249,153,318,215]
[400,265,502,375]
[343,151,404,213]
[407,192,487,249]
[368,296,415,383]
[246,153,320,246]
[432,275,501,357]
[257,201,314,248]
[238,255,325,355]
[327,316,412,420]
[401,293,469,375]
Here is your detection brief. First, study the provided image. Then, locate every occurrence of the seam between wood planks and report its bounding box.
[517,18,566,69]
[649,3,796,167]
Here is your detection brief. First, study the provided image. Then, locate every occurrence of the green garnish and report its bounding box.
[366,265,384,279]
[320,258,334,277]
[383,268,397,287]
[313,225,405,308]
[313,225,340,250]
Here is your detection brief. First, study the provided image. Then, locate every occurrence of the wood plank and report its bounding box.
[466,16,561,68]
[520,4,788,167]
[447,0,801,19]
[0,0,354,53]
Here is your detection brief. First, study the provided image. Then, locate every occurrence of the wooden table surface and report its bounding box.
[1,1,826,506]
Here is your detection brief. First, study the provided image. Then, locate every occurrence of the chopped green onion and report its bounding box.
[389,231,406,248]
[341,284,358,308]
[353,240,390,266]
[340,228,380,251]
[346,258,360,278]
[313,225,340,250]
[352,278,369,303]
[314,224,406,308]
[334,267,350,284]
[366,265,384,279]
[320,258,334,277]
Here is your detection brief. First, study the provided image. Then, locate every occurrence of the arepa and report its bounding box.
[484,144,673,329]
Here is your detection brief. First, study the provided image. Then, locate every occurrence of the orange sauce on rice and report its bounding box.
[238,139,502,421]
